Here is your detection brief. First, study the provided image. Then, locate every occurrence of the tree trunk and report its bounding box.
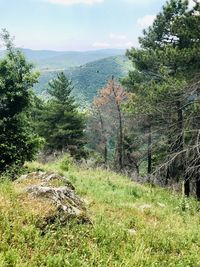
[104,140,108,165]
[177,101,184,153]
[98,108,107,164]
[118,107,123,170]
[176,101,190,197]
[111,76,123,170]
[184,179,190,197]
[196,178,200,201]
[147,124,152,174]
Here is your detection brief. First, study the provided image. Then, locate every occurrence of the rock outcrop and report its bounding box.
[16,171,91,226]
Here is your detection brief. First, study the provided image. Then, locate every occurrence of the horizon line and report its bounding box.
[0,47,130,53]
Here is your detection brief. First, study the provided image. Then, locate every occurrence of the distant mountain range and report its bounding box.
[0,48,133,103]
[0,48,126,70]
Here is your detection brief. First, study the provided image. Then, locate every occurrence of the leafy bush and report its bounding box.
[59,154,74,171]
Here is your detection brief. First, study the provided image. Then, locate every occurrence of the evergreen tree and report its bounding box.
[123,0,200,197]
[127,0,200,79]
[0,29,41,175]
[39,72,85,158]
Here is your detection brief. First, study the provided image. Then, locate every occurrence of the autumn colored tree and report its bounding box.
[88,77,127,170]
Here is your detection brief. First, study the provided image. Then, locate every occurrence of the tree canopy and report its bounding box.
[0,29,41,175]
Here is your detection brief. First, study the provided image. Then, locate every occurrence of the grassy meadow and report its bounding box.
[0,158,200,266]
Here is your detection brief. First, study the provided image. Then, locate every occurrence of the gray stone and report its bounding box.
[17,171,91,225]
[127,229,137,236]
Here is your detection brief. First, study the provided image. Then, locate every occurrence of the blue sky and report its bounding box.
[0,0,169,51]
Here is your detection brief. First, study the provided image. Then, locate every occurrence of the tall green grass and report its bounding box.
[0,159,200,266]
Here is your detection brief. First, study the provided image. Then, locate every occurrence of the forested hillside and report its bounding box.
[2,49,131,102]
[34,55,132,102]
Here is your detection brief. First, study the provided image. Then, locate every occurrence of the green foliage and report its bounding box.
[37,72,86,158]
[127,0,200,80]
[59,154,74,171]
[0,30,42,175]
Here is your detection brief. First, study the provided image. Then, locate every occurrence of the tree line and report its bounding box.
[88,0,200,199]
[0,29,85,177]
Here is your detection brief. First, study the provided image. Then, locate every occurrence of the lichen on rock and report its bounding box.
[15,171,91,227]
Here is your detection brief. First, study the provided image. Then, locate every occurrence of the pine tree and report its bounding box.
[127,0,200,79]
[123,0,200,197]
[39,72,85,158]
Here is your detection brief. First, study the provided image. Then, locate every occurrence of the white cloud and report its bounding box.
[44,0,104,5]
[92,40,134,49]
[113,41,134,48]
[122,0,159,4]
[109,33,127,40]
[92,42,111,48]
[124,41,133,47]
[137,14,156,28]
[188,0,200,9]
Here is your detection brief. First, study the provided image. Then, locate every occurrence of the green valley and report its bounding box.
[34,55,133,102]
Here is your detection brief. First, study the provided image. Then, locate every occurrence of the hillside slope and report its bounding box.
[0,159,200,266]
[34,55,132,102]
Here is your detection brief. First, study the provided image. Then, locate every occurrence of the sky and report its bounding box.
[0,0,191,51]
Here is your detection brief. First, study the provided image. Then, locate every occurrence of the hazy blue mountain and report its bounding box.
[34,55,133,102]
[0,48,126,70]
[0,48,132,103]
